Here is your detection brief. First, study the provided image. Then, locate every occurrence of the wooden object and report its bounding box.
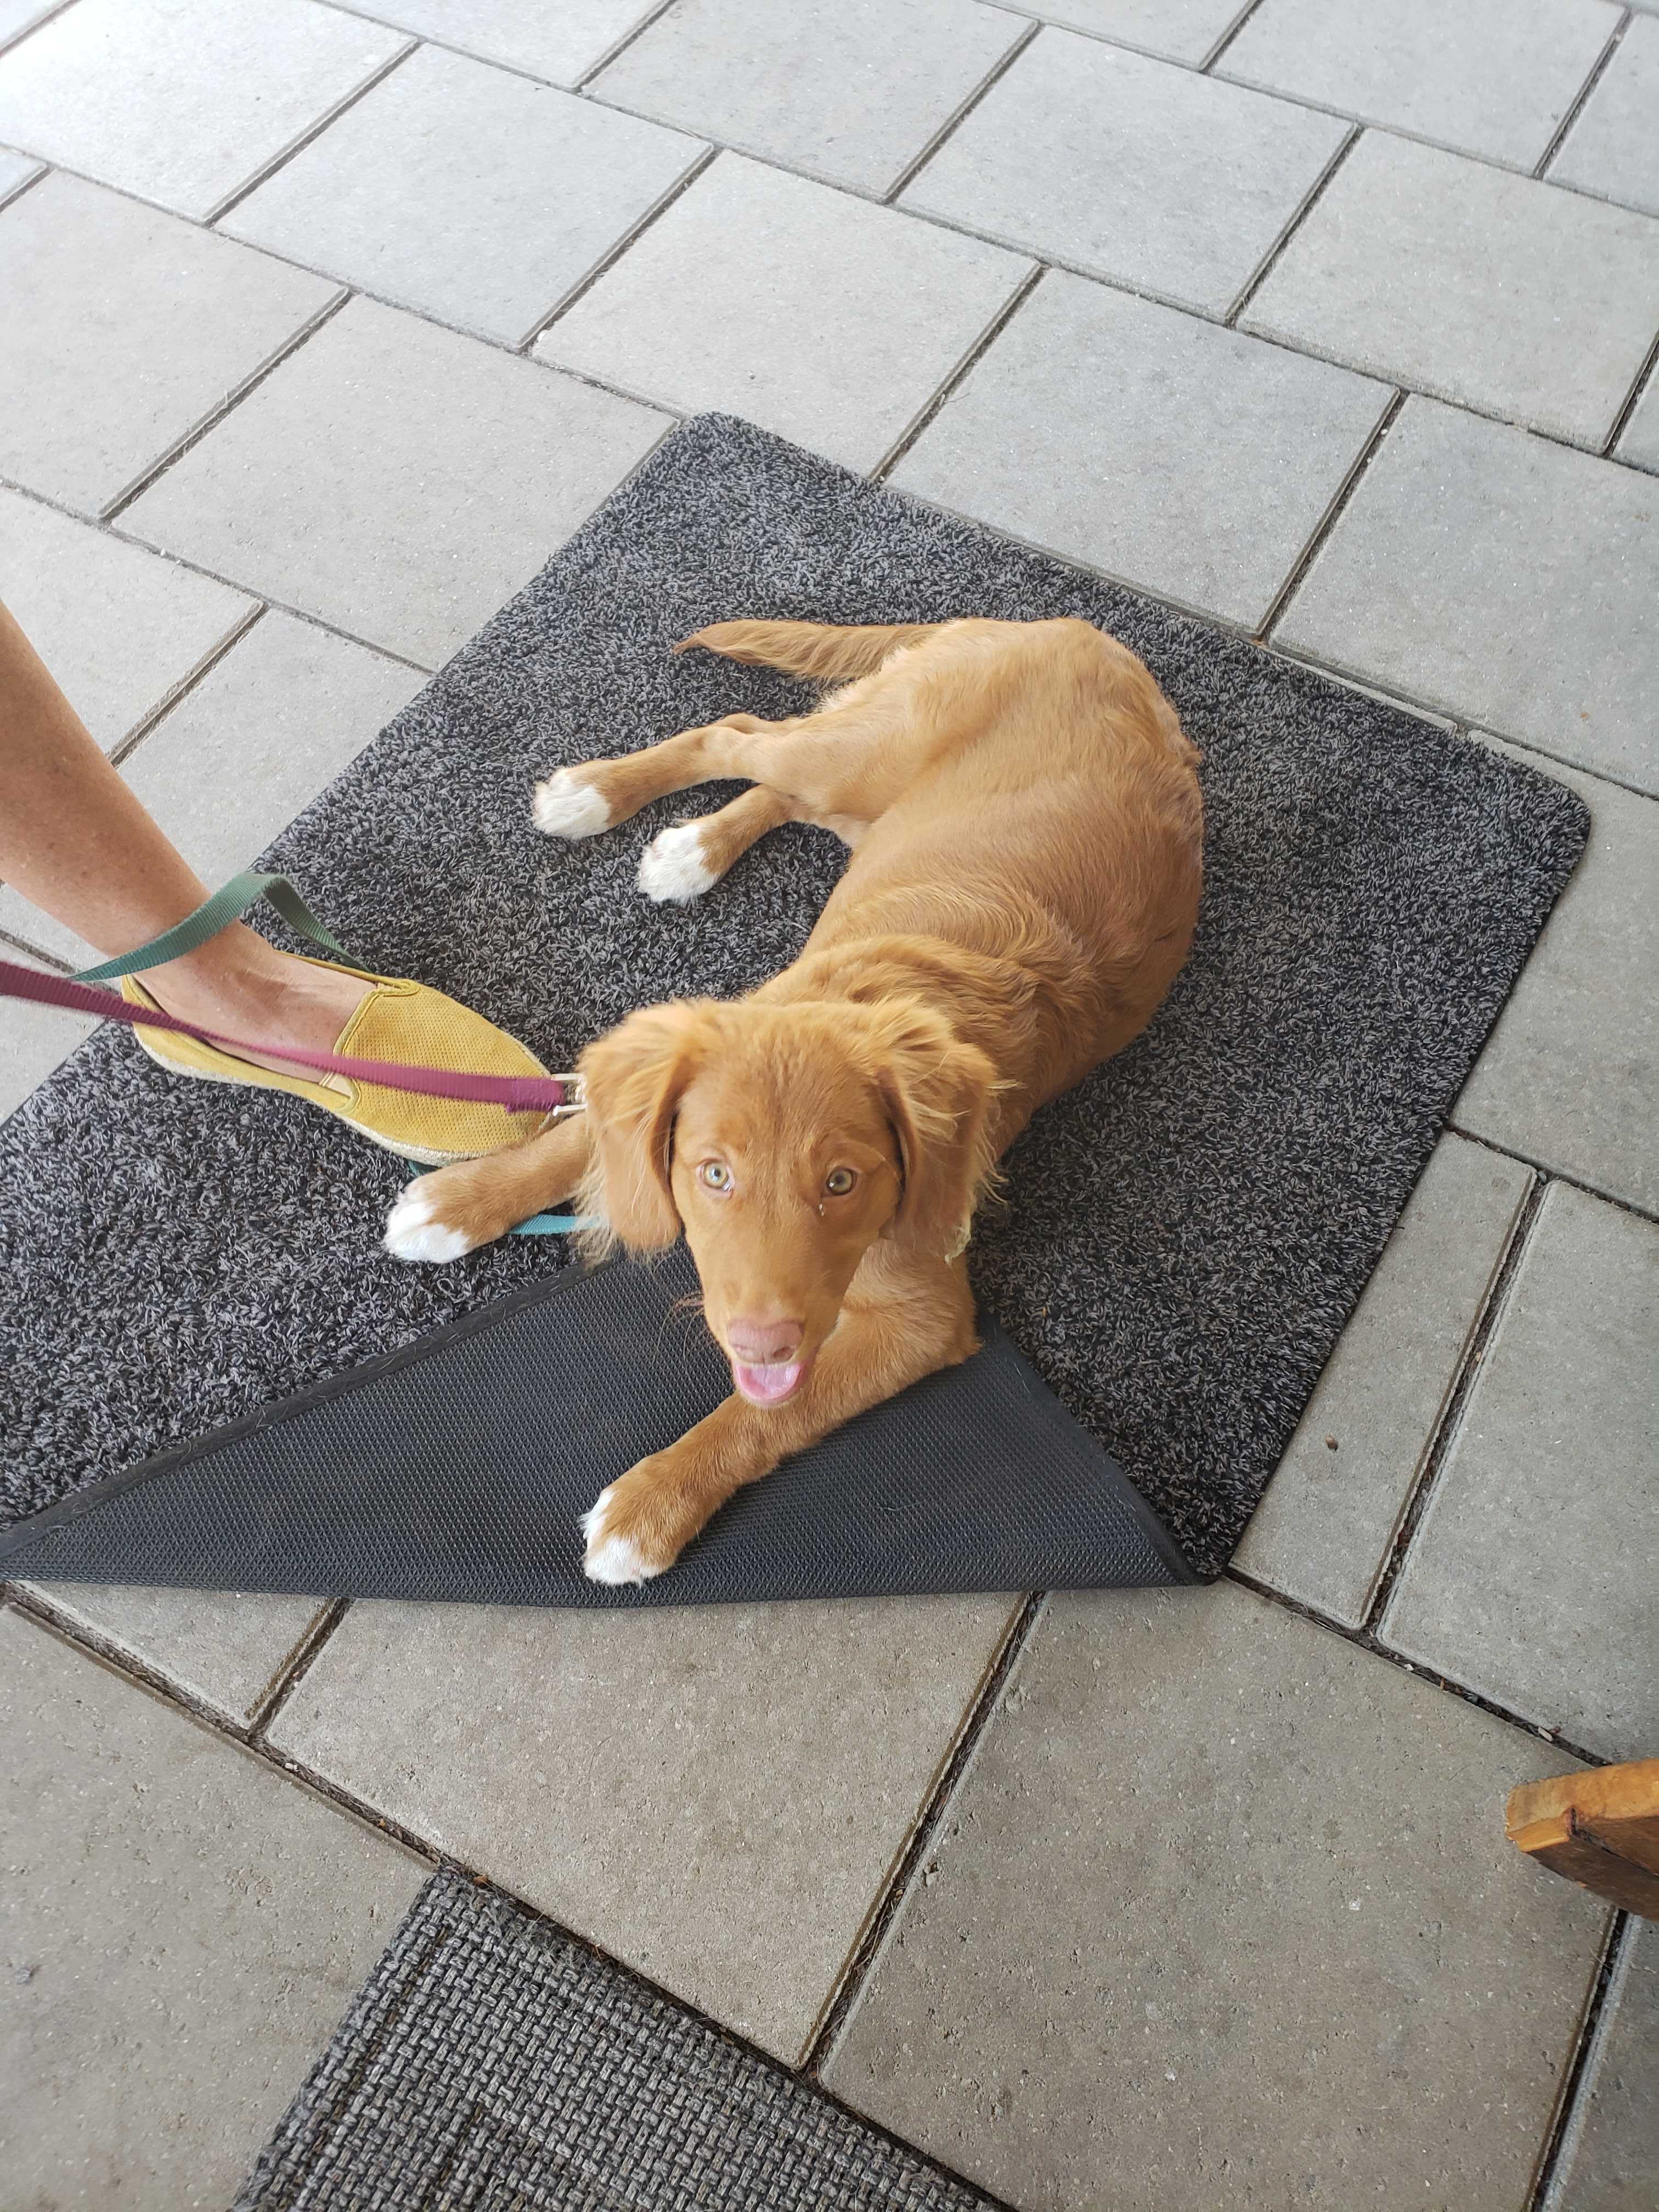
[1506,1759,1659,1917]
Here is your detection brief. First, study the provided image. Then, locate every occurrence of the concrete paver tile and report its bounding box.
[0,1607,424,2211]
[1454,744,1657,1212]
[0,486,253,752]
[0,172,338,515]
[223,43,703,346]
[892,267,1390,628]
[1550,1918,1659,2211]
[1549,13,1659,217]
[901,28,1347,315]
[1380,1184,1657,1760]
[591,0,1022,198]
[266,1590,1020,2061]
[1220,0,1620,170]
[1276,399,1659,794]
[1242,131,1659,449]
[340,0,664,87]
[1009,0,1248,65]
[825,1582,1610,2212]
[13,1584,331,1724]
[122,295,669,665]
[537,155,1029,472]
[1233,1135,1530,1627]
[0,0,407,221]
[0,612,425,966]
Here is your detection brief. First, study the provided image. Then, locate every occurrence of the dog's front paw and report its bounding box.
[532,768,612,840]
[579,1464,701,1584]
[637,821,717,905]
[383,1181,480,1264]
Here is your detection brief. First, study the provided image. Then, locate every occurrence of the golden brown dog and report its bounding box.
[384,617,1202,1583]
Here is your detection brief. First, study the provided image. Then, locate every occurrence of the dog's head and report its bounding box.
[578,998,995,1406]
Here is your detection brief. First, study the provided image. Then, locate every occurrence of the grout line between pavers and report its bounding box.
[1255,388,1407,641]
[304,0,1641,237]
[1200,0,1271,71]
[1444,1125,1657,1228]
[517,143,719,351]
[1,468,441,676]
[800,1593,1049,2078]
[1274,633,1659,800]
[1603,324,1659,458]
[868,264,1045,482]
[4,1581,320,1750]
[1225,1567,1609,1770]
[574,0,682,89]
[204,37,422,228]
[1361,1175,1551,1635]
[0,155,47,213]
[881,18,1041,205]
[1224,122,1361,328]
[1535,10,1631,181]
[247,1596,353,1739]
[877,478,1258,635]
[0,1583,1017,2204]
[106,601,268,770]
[0,0,73,59]
[849,459,1659,766]
[7,117,1657,488]
[2,154,701,419]
[0,922,71,972]
[1531,1910,1636,2211]
[101,290,354,524]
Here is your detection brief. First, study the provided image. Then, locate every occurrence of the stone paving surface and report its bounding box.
[1,1,1653,2202]
[827,1583,1614,2212]
[0,1607,424,2210]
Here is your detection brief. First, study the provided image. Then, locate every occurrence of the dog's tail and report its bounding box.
[673,619,947,683]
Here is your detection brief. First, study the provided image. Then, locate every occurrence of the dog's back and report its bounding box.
[792,618,1204,1092]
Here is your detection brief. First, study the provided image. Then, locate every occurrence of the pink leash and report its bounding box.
[0,958,579,1115]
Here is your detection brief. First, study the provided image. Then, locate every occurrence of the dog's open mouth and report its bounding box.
[730,1359,810,1406]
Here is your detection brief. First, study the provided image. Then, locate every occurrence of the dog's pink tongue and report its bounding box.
[733,1361,805,1403]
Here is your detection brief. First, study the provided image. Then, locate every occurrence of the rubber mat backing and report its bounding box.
[1,1244,1190,1601]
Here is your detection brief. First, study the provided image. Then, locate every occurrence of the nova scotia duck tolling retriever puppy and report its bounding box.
[384,617,1203,1584]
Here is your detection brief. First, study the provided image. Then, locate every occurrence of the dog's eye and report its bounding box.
[699,1161,731,1191]
[824,1167,856,1196]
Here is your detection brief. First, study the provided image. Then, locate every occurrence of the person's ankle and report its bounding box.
[145,940,369,1054]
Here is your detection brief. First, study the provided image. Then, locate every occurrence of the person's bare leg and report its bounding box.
[0,599,369,1075]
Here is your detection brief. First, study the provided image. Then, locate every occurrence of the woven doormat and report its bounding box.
[0,414,1587,1586]
[236,1870,990,2211]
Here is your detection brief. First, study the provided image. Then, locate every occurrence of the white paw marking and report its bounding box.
[579,1484,659,1585]
[532,768,612,840]
[636,821,717,904]
[383,1184,476,1265]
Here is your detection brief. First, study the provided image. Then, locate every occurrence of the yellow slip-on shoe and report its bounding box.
[122,962,552,1165]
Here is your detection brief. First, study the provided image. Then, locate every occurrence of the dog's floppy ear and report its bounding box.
[578,1002,716,1251]
[868,1003,996,1260]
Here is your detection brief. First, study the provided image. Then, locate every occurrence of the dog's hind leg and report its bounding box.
[636,785,794,905]
[532,714,802,842]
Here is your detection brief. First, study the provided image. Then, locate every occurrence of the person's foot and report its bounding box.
[142,928,372,1083]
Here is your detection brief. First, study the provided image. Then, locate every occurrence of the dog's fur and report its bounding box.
[384,617,1202,1583]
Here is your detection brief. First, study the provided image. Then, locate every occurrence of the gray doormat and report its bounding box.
[0,414,1586,1581]
[236,1870,992,2212]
